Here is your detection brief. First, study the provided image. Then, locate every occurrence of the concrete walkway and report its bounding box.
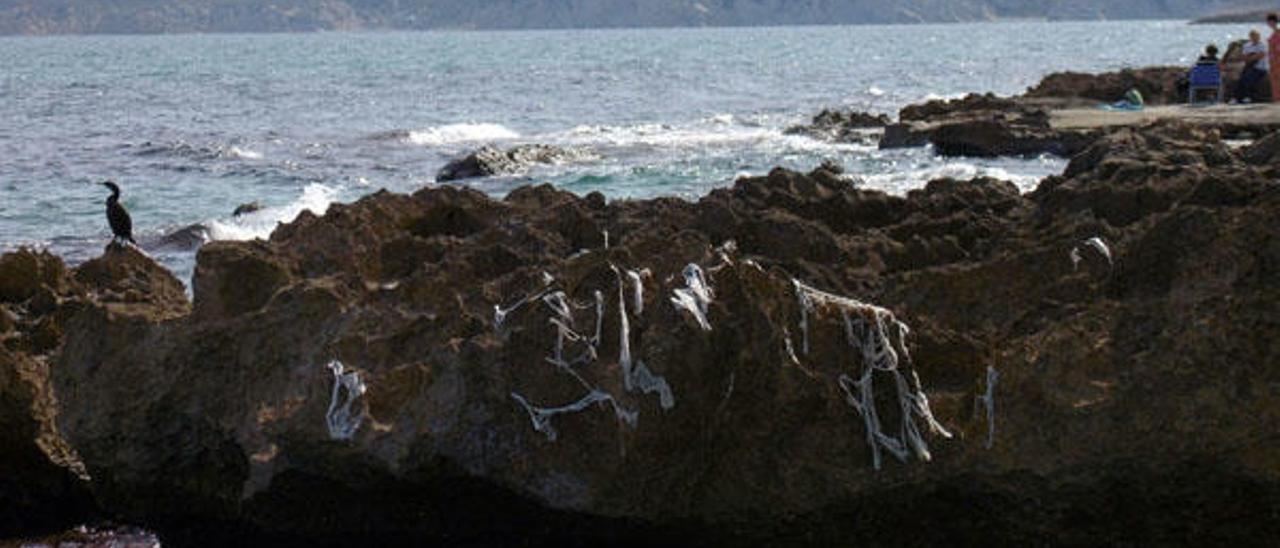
[1050,103,1280,130]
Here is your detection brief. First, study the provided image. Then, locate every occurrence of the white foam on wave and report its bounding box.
[206,183,339,242]
[705,113,736,125]
[546,114,881,157]
[551,121,786,150]
[858,161,1051,195]
[227,146,263,160]
[407,123,520,146]
[778,134,877,154]
[919,92,968,103]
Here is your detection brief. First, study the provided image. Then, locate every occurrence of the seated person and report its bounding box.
[1233,31,1268,103]
[1185,44,1223,103]
[1198,44,1220,64]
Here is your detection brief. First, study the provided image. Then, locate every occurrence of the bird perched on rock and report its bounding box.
[101,181,136,246]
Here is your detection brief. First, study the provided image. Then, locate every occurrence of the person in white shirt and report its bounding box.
[1233,30,1268,103]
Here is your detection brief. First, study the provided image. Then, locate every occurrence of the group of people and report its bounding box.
[1196,13,1280,103]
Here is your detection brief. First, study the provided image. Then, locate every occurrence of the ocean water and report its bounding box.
[0,20,1260,284]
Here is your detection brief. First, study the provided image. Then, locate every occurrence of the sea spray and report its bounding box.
[207,183,339,242]
[407,123,520,146]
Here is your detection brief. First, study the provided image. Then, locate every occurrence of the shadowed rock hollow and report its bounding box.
[2,121,1278,545]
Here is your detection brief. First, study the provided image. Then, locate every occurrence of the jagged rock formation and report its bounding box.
[1024,66,1186,105]
[880,92,1101,156]
[436,144,598,182]
[1242,129,1280,167]
[784,109,890,144]
[802,67,1272,157]
[2,120,1278,544]
[0,247,187,536]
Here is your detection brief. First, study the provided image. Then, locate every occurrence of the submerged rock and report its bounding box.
[883,93,1096,157]
[3,121,1279,544]
[784,109,890,144]
[879,122,931,148]
[232,201,264,217]
[437,144,599,181]
[154,223,211,251]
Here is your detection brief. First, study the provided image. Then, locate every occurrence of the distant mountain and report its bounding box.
[0,0,1264,35]
[1193,7,1280,24]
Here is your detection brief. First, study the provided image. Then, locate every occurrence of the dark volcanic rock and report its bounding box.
[785,109,890,144]
[154,223,211,251]
[4,121,1280,544]
[899,93,1032,122]
[882,93,1096,157]
[881,67,1250,158]
[930,118,1098,157]
[232,201,264,217]
[880,122,932,148]
[0,249,97,535]
[1024,66,1185,105]
[1034,121,1251,225]
[0,346,97,535]
[437,144,598,182]
[1241,130,1280,166]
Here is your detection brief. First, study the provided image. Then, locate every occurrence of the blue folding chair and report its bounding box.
[1188,63,1222,104]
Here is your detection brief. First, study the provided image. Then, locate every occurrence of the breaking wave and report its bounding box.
[407,123,521,146]
[206,183,339,242]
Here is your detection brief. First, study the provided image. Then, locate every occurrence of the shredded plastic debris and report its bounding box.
[507,263,675,442]
[1085,237,1113,264]
[510,390,637,442]
[708,240,738,273]
[1071,236,1114,271]
[975,366,999,450]
[613,265,675,409]
[627,268,649,315]
[795,280,952,470]
[493,276,555,328]
[542,290,603,372]
[324,360,366,441]
[670,263,713,331]
[783,327,802,366]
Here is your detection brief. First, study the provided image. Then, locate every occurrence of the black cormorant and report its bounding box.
[101,181,136,245]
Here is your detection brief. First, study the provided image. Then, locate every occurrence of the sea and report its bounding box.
[0,20,1260,285]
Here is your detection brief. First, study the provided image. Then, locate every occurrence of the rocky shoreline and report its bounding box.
[789,64,1277,158]
[3,69,1280,545]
